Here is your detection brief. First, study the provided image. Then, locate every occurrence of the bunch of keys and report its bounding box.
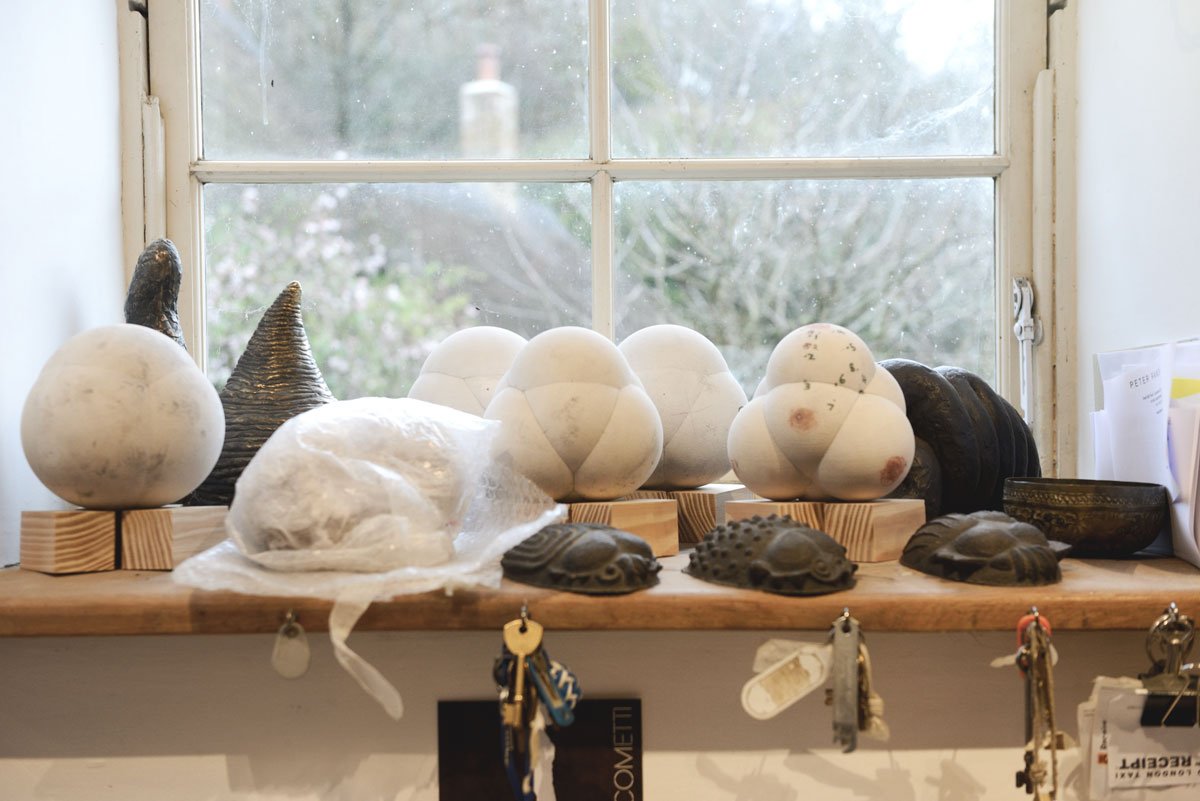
[1011,608,1065,801]
[825,609,889,753]
[1139,602,1200,725]
[493,605,580,801]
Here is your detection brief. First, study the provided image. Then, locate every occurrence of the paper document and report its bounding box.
[1080,677,1200,800]
[1094,340,1200,566]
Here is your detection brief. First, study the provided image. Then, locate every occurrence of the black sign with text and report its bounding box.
[438,699,643,801]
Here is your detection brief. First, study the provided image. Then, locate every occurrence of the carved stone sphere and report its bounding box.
[21,324,224,509]
[408,326,526,415]
[502,522,662,594]
[685,514,857,596]
[901,511,1069,586]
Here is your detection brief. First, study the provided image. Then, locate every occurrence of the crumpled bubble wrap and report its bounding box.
[174,397,564,718]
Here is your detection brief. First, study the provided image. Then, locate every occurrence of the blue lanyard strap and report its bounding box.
[494,646,582,801]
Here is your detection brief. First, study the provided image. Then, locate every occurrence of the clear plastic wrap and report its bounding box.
[173,397,564,717]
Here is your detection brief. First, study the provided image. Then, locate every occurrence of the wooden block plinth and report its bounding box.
[20,510,117,574]
[724,498,926,562]
[626,483,758,544]
[568,499,679,556]
[121,506,228,571]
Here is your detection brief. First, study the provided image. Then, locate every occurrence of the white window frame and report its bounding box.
[136,0,1054,462]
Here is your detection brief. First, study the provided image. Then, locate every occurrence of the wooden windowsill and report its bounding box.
[1,554,1198,637]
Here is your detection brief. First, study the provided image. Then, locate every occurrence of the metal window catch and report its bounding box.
[1012,277,1044,427]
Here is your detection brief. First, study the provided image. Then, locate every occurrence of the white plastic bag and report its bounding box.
[174,397,564,717]
[227,397,495,572]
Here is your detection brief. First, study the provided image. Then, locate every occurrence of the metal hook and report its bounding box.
[519,601,530,632]
[281,609,300,638]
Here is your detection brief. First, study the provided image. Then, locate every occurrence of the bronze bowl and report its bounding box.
[1002,477,1169,558]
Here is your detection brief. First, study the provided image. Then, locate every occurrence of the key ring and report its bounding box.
[1145,603,1195,672]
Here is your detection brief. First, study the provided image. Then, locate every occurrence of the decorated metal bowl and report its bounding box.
[1002,477,1168,558]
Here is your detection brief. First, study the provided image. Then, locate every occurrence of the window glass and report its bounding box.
[204,182,591,398]
[614,178,995,393]
[612,0,994,158]
[200,0,588,159]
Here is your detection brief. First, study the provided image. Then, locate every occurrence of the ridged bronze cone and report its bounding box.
[186,282,335,506]
[124,238,186,349]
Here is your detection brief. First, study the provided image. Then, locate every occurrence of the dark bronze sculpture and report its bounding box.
[901,511,1069,586]
[685,515,857,596]
[502,522,662,594]
[882,359,1041,516]
[886,437,943,519]
[186,282,334,506]
[124,238,186,348]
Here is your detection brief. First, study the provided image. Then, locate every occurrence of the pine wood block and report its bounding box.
[20,510,117,574]
[568,499,679,556]
[725,499,826,530]
[822,499,926,562]
[121,506,228,571]
[626,484,758,544]
[724,498,926,562]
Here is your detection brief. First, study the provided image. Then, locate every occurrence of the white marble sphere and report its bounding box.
[618,324,747,489]
[484,326,663,501]
[727,322,914,501]
[408,326,527,415]
[21,324,225,509]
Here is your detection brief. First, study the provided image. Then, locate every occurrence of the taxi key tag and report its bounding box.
[742,642,832,720]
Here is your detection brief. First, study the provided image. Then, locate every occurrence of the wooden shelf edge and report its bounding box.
[1,555,1197,637]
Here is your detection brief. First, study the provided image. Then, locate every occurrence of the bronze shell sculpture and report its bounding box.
[882,359,1041,516]
[900,511,1070,586]
[186,282,334,506]
[124,238,186,348]
[502,523,662,595]
[685,515,857,596]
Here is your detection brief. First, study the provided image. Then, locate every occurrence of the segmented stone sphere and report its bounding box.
[727,323,914,501]
[484,326,663,501]
[21,324,224,509]
[408,326,527,415]
[618,324,747,489]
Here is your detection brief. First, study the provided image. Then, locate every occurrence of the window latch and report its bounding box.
[1012,277,1044,426]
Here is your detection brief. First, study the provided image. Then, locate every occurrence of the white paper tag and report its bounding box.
[271,619,311,679]
[742,642,832,720]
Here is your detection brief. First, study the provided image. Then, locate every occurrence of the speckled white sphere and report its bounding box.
[21,324,224,509]
[408,326,527,415]
[484,326,663,501]
[618,324,747,489]
[728,322,914,501]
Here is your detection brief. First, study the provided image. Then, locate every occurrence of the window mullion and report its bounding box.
[192,155,1010,184]
[589,0,613,338]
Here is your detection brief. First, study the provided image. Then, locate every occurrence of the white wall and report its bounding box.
[1074,0,1200,475]
[0,1,125,565]
[0,629,1149,800]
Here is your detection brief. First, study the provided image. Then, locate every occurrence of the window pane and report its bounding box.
[204,183,591,398]
[614,179,995,393]
[200,1,588,159]
[612,0,994,158]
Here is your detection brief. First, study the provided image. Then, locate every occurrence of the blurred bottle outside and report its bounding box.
[460,44,519,213]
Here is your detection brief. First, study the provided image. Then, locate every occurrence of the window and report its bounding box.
[147,1,1045,406]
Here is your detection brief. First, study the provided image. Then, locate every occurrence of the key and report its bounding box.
[829,610,861,753]
[502,616,544,728]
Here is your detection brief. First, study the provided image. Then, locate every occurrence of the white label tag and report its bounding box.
[742,643,832,720]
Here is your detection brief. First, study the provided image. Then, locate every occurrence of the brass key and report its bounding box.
[502,616,544,727]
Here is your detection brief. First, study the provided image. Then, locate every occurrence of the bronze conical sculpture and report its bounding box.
[124,238,187,348]
[187,281,334,506]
